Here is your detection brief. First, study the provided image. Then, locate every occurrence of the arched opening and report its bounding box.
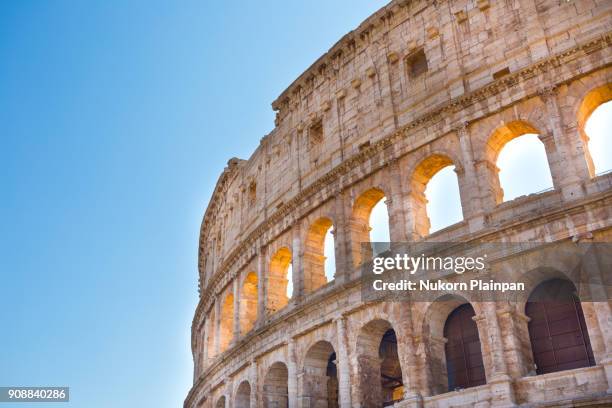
[268,247,292,314]
[356,319,403,406]
[219,292,234,352]
[578,84,612,176]
[525,278,595,375]
[303,218,335,294]
[263,362,288,408]
[235,381,251,408]
[300,341,338,407]
[206,308,216,360]
[215,396,226,408]
[240,272,258,334]
[443,303,486,391]
[487,121,553,203]
[411,154,463,235]
[352,188,390,265]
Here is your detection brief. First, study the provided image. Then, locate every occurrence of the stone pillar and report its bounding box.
[232,278,240,345]
[214,297,221,356]
[496,304,532,379]
[455,122,489,231]
[287,338,298,408]
[256,247,266,328]
[332,194,351,284]
[386,161,410,243]
[539,85,589,200]
[249,360,258,408]
[335,316,352,407]
[292,225,303,302]
[202,318,209,370]
[474,303,516,407]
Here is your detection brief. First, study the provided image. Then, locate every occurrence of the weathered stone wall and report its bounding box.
[186,0,612,407]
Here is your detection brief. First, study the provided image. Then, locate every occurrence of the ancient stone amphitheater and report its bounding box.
[185,1,612,407]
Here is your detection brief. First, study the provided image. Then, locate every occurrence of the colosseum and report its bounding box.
[185,1,612,407]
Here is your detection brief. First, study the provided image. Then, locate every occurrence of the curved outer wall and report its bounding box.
[187,0,612,407]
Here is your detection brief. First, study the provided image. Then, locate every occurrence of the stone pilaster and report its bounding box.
[232,278,240,345]
[539,85,589,200]
[335,316,352,407]
[256,247,266,328]
[249,360,258,408]
[287,338,298,408]
[455,122,489,231]
[292,225,303,302]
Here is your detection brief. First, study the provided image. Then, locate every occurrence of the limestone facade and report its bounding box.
[185,0,612,407]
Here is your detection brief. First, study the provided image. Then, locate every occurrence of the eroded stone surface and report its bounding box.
[185,1,612,407]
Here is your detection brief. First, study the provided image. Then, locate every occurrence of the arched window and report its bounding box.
[579,84,612,176]
[525,279,595,375]
[219,292,234,352]
[487,121,553,203]
[585,101,612,174]
[299,341,338,406]
[443,303,485,391]
[356,320,403,406]
[263,362,288,408]
[411,154,463,235]
[215,396,226,408]
[303,218,335,294]
[352,188,390,264]
[235,381,251,408]
[240,272,258,334]
[497,134,554,201]
[267,247,292,314]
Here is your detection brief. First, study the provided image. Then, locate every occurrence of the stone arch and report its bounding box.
[263,362,288,408]
[267,247,292,314]
[215,396,226,408]
[356,319,404,407]
[351,187,389,266]
[303,217,335,294]
[219,291,234,352]
[576,83,612,176]
[299,340,338,407]
[409,153,463,236]
[421,294,486,395]
[524,278,596,376]
[485,120,554,203]
[240,271,258,334]
[235,380,251,408]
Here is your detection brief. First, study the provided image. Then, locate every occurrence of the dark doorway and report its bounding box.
[526,279,595,375]
[444,303,486,391]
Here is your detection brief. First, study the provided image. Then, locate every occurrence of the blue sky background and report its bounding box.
[1,2,610,408]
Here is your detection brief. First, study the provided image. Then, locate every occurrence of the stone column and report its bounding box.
[539,85,589,199]
[474,303,516,407]
[214,296,221,356]
[496,304,532,379]
[249,360,258,408]
[335,316,352,407]
[386,161,410,243]
[332,193,351,284]
[292,225,303,302]
[455,122,489,231]
[256,247,266,328]
[232,278,240,345]
[287,338,298,408]
[202,319,209,370]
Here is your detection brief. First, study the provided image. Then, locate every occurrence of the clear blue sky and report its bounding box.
[0,1,387,407]
[2,2,610,408]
